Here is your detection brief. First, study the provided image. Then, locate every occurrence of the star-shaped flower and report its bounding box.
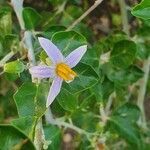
[29,37,87,107]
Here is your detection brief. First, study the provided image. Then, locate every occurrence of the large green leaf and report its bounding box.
[14,82,47,118]
[108,103,142,149]
[14,82,36,117]
[11,116,37,140]
[110,40,137,69]
[102,63,143,87]
[52,30,87,56]
[132,0,150,20]
[57,88,78,111]
[23,7,41,30]
[44,125,61,150]
[0,125,35,150]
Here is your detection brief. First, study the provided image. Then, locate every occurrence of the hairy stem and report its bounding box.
[118,0,130,36]
[67,0,104,30]
[46,108,95,137]
[34,119,45,150]
[23,31,36,65]
[11,0,25,30]
[137,57,150,129]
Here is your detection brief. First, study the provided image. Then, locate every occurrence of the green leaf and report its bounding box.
[52,30,87,56]
[108,103,141,149]
[35,83,47,118]
[110,40,137,69]
[4,60,25,74]
[72,111,99,132]
[82,47,100,76]
[0,7,12,36]
[57,88,78,111]
[11,116,37,140]
[14,82,47,118]
[44,125,61,150]
[132,0,150,20]
[23,7,42,30]
[91,77,114,101]
[102,63,143,87]
[0,125,35,150]
[42,26,66,39]
[4,34,19,52]
[14,82,36,117]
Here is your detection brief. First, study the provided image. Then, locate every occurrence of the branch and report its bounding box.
[118,0,130,36]
[45,108,95,137]
[67,0,104,30]
[137,56,150,129]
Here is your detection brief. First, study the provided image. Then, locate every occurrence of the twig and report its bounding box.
[118,0,130,36]
[0,51,15,67]
[137,57,150,129]
[67,0,104,30]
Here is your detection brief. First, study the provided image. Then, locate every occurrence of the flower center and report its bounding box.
[56,63,77,81]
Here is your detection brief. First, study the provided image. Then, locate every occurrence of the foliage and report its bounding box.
[0,0,150,150]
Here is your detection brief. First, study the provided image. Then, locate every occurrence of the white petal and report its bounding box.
[65,45,87,68]
[38,37,64,64]
[29,65,55,79]
[46,77,63,107]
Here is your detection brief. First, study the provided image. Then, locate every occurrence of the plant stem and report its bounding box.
[11,0,25,30]
[118,0,130,36]
[34,119,44,150]
[137,56,150,129]
[105,92,115,116]
[23,31,36,65]
[67,0,104,31]
[45,108,95,137]
[0,51,15,67]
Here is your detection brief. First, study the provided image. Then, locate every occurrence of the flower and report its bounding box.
[29,37,87,107]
